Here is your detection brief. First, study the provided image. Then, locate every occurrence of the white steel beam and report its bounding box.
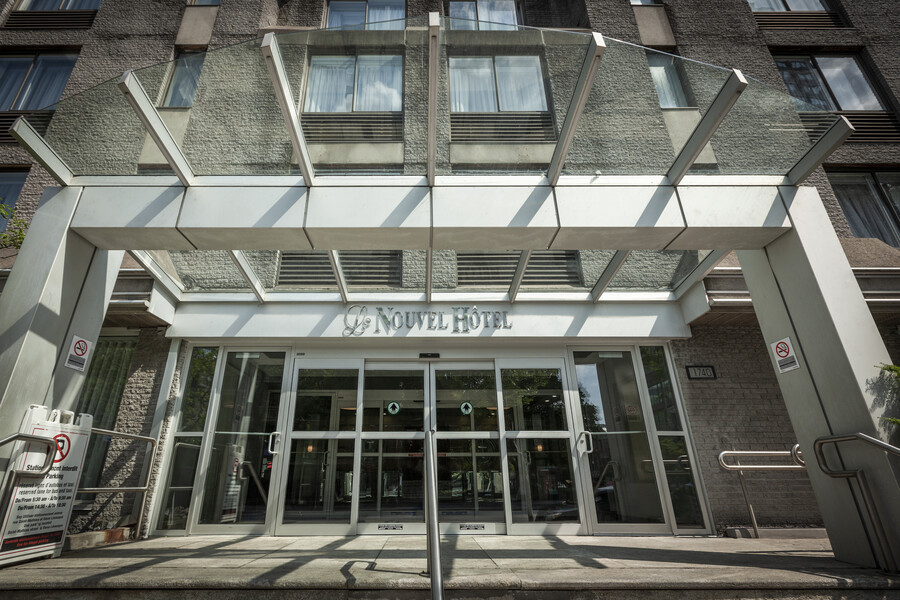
[672,249,729,299]
[9,117,74,186]
[329,250,349,303]
[426,248,433,303]
[228,250,267,303]
[591,250,630,302]
[786,116,854,185]
[666,69,747,186]
[548,33,605,187]
[128,250,185,301]
[261,32,316,187]
[508,250,532,302]
[118,70,194,187]
[427,12,440,187]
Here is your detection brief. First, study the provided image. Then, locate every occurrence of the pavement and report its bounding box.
[1,533,899,599]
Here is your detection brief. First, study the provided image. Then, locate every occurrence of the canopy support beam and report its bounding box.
[508,250,532,302]
[228,250,267,304]
[547,33,606,187]
[9,116,74,186]
[118,70,195,187]
[786,116,854,185]
[667,69,747,186]
[129,250,185,301]
[591,250,630,302]
[427,13,440,187]
[673,249,728,299]
[261,32,316,187]
[329,250,349,303]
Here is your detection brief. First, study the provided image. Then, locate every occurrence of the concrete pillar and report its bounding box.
[739,185,900,570]
[0,186,123,472]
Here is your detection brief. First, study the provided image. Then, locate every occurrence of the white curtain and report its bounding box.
[450,57,497,112]
[61,0,103,9]
[354,55,402,111]
[449,1,477,29]
[830,174,900,247]
[13,54,77,110]
[367,0,404,30]
[327,1,366,29]
[746,0,786,10]
[19,0,61,9]
[495,56,547,111]
[478,0,517,30]
[0,57,32,111]
[647,53,689,108]
[785,0,828,9]
[305,56,355,112]
[816,56,883,111]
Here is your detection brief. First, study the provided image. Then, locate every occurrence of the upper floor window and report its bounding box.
[647,52,692,108]
[17,0,100,9]
[450,56,547,112]
[449,0,519,30]
[0,171,27,231]
[0,53,77,111]
[326,0,404,30]
[162,51,205,108]
[631,0,662,4]
[829,172,900,247]
[189,0,220,5]
[304,55,403,113]
[748,0,828,10]
[775,55,884,112]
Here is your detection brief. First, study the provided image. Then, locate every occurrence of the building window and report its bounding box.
[0,171,27,230]
[162,52,205,108]
[748,0,828,10]
[647,52,692,108]
[775,55,883,111]
[829,172,900,247]
[304,55,402,113]
[0,53,77,111]
[449,0,519,30]
[450,56,547,112]
[189,0,220,5]
[16,0,101,9]
[631,0,662,4]
[325,0,405,30]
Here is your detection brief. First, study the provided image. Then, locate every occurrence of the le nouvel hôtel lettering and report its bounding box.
[343,305,512,336]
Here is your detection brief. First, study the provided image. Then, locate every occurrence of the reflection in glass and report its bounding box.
[659,435,704,528]
[363,370,424,432]
[434,369,497,431]
[639,347,683,432]
[157,436,201,530]
[282,439,353,523]
[179,347,219,432]
[199,351,285,524]
[358,439,424,522]
[507,438,578,522]
[436,439,504,522]
[502,368,566,431]
[294,369,358,432]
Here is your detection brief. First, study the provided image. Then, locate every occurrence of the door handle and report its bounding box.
[267,431,281,455]
[579,431,594,454]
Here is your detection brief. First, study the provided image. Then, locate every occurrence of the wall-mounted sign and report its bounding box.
[770,337,800,373]
[64,335,92,372]
[686,365,716,380]
[343,305,512,337]
[387,401,401,415]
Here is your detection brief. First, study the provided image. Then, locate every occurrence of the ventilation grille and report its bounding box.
[301,113,403,142]
[0,111,52,143]
[4,10,97,29]
[457,251,582,287]
[277,250,403,288]
[799,111,900,144]
[451,112,555,142]
[753,11,845,29]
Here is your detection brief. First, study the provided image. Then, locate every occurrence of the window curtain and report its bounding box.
[76,337,138,490]
[816,56,883,111]
[495,56,547,111]
[13,54,77,110]
[0,172,27,231]
[19,0,61,9]
[367,0,404,30]
[477,0,517,30]
[775,57,836,111]
[785,0,828,10]
[305,56,355,112]
[0,58,32,111]
[354,55,402,111]
[830,174,900,247]
[327,1,366,29]
[449,1,477,29]
[61,0,102,9]
[164,53,205,108]
[746,0,785,10]
[647,53,689,108]
[450,57,498,112]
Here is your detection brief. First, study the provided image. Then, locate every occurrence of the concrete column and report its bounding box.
[0,186,123,472]
[738,185,900,569]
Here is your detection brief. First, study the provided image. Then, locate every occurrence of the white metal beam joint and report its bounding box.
[9,117,74,186]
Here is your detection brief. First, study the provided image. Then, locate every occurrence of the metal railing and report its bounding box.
[76,427,158,540]
[0,433,59,510]
[718,445,806,538]
[814,432,900,573]
[424,428,444,600]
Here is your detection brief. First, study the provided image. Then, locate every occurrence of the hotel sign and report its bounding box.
[343,305,512,336]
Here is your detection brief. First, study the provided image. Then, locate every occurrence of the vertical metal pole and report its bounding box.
[737,470,760,538]
[424,428,444,599]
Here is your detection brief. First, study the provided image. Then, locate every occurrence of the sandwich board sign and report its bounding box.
[0,405,92,566]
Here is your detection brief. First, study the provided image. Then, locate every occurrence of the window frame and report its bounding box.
[828,170,900,247]
[646,51,695,109]
[0,52,78,112]
[747,0,831,11]
[448,0,522,31]
[0,170,28,231]
[448,54,550,114]
[302,53,405,114]
[774,53,887,113]
[15,0,101,10]
[324,0,406,30]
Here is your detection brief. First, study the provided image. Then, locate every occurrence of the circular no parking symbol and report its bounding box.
[53,433,71,463]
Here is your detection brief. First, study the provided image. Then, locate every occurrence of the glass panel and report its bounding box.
[449,1,477,29]
[434,369,497,432]
[199,351,285,524]
[775,57,836,111]
[327,0,366,29]
[436,439,504,521]
[647,52,690,108]
[367,0,404,30]
[179,347,219,433]
[0,172,28,230]
[574,351,665,524]
[0,57,32,111]
[495,56,547,111]
[169,250,253,292]
[659,435,704,528]
[477,0,518,30]
[61,0,102,7]
[354,55,402,111]
[358,439,424,522]
[294,369,359,432]
[163,52,205,108]
[816,56,884,111]
[14,54,77,110]
[877,173,900,218]
[520,250,591,291]
[450,57,498,112]
[282,439,353,523]
[363,370,424,432]
[156,436,202,530]
[829,173,900,246]
[507,438,578,522]
[305,56,355,113]
[501,368,566,431]
[639,347,683,432]
[20,0,63,8]
[785,0,827,8]
[747,0,785,10]
[609,250,702,291]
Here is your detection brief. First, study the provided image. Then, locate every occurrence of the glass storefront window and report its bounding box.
[363,370,424,432]
[434,369,497,432]
[507,438,578,523]
[436,439,504,522]
[658,435,704,529]
[358,439,424,523]
[294,369,358,432]
[639,346,683,432]
[282,439,354,523]
[501,368,566,431]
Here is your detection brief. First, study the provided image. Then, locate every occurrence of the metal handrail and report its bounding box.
[424,428,444,600]
[239,461,268,505]
[814,432,900,573]
[0,433,58,477]
[717,444,805,538]
[76,427,157,541]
